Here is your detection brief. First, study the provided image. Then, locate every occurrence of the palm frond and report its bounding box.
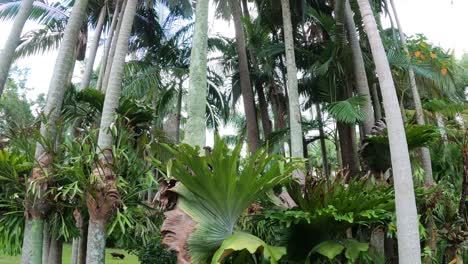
[0,1,68,24]
[14,24,64,59]
[326,95,366,124]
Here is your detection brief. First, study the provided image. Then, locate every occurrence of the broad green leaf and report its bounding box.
[343,239,368,261]
[311,240,345,260]
[211,232,286,264]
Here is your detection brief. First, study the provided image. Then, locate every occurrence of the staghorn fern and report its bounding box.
[160,136,301,263]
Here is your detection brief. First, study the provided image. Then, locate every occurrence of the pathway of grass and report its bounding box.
[0,243,139,264]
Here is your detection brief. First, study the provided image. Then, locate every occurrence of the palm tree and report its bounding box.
[20,0,89,263]
[183,0,209,147]
[356,0,421,262]
[344,0,374,134]
[79,3,107,90]
[0,0,34,96]
[96,0,122,91]
[280,0,304,183]
[389,0,433,184]
[228,0,260,153]
[101,0,127,93]
[85,0,137,263]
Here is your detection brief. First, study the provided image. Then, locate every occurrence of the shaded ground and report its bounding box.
[0,244,139,264]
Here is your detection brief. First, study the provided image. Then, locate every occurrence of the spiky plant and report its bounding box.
[159,137,301,263]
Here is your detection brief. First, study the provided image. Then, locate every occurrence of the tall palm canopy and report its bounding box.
[0,0,465,264]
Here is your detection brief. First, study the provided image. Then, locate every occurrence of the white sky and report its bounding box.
[0,0,466,101]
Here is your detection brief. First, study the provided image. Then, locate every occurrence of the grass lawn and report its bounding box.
[0,244,140,264]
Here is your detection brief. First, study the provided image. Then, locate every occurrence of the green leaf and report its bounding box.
[161,137,301,263]
[311,240,345,260]
[327,95,367,124]
[343,239,368,261]
[211,232,286,264]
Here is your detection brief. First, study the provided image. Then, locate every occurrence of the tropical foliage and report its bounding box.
[0,0,466,263]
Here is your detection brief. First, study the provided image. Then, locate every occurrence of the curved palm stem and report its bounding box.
[0,0,34,96]
[357,0,421,262]
[79,4,107,90]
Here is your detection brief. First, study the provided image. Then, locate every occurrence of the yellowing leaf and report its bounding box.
[211,232,286,264]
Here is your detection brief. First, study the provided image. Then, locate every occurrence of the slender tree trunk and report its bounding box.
[77,222,87,264]
[96,0,121,91]
[21,220,32,264]
[357,0,422,262]
[80,5,107,90]
[0,0,34,95]
[241,0,250,17]
[34,0,88,156]
[86,1,137,264]
[164,113,178,142]
[175,81,183,144]
[71,238,79,264]
[48,238,63,264]
[85,221,106,264]
[229,0,260,153]
[316,103,330,181]
[241,4,272,139]
[42,223,50,264]
[183,0,209,147]
[389,0,433,184]
[337,123,360,177]
[97,0,135,148]
[22,219,43,264]
[280,0,305,183]
[256,81,272,138]
[344,0,374,134]
[371,82,383,120]
[337,79,361,177]
[22,0,88,262]
[459,148,468,217]
[101,0,127,93]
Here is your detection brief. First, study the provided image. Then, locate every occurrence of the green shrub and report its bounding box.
[130,236,177,264]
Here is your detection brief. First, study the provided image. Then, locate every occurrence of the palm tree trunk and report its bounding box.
[240,3,272,139]
[316,103,330,181]
[97,0,135,149]
[34,0,88,157]
[183,0,210,148]
[371,82,383,120]
[459,148,468,217]
[229,0,260,153]
[87,1,137,263]
[389,0,433,184]
[344,0,374,134]
[0,0,34,96]
[48,238,63,264]
[101,0,127,93]
[22,0,88,262]
[21,220,32,264]
[21,219,43,264]
[175,81,183,144]
[80,5,107,90]
[337,123,360,177]
[77,222,87,264]
[96,0,122,91]
[42,222,50,264]
[85,220,106,264]
[256,81,272,138]
[357,0,422,262]
[70,238,79,264]
[280,0,305,183]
